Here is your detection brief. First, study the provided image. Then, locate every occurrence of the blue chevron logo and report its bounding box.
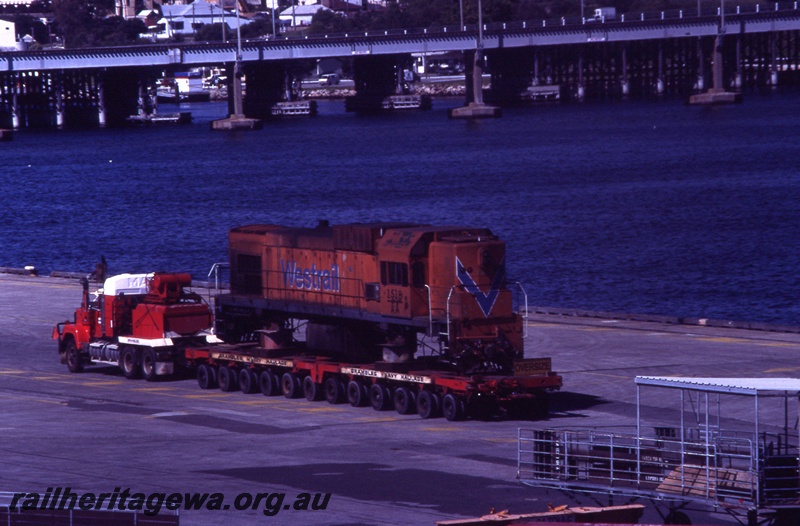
[456,256,505,317]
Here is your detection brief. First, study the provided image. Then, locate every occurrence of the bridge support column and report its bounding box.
[98,77,106,127]
[734,35,743,89]
[689,32,741,104]
[11,90,20,129]
[696,38,705,91]
[769,33,779,86]
[656,42,664,95]
[621,45,630,96]
[55,78,64,128]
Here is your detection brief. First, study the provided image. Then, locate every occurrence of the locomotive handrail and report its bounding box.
[207,262,229,292]
[514,281,529,339]
[445,285,458,347]
[424,284,433,337]
[207,262,229,311]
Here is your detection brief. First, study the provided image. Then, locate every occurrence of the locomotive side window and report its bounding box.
[380,262,408,287]
[236,254,262,294]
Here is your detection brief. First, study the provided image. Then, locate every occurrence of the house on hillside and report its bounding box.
[279,4,329,27]
[0,20,16,51]
[149,0,251,40]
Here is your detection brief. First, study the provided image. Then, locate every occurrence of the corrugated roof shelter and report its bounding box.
[634,376,800,459]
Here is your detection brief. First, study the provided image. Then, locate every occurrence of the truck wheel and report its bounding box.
[324,377,346,404]
[120,348,141,380]
[282,372,302,399]
[218,366,239,392]
[239,368,259,394]
[303,376,323,401]
[259,370,279,396]
[417,391,441,419]
[65,340,83,373]
[394,387,417,415]
[369,384,392,411]
[347,380,368,407]
[197,364,217,389]
[442,393,466,421]
[141,349,158,381]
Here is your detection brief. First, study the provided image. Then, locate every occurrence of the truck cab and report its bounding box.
[54,272,214,380]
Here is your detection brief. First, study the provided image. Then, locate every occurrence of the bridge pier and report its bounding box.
[98,78,106,128]
[620,46,629,97]
[11,91,19,129]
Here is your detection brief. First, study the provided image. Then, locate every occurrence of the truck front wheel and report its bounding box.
[65,340,83,373]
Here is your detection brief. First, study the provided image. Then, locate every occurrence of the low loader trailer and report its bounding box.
[184,344,561,421]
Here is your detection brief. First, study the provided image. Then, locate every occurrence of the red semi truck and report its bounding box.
[53,272,216,380]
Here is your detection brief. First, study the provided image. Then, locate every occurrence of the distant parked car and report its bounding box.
[319,73,341,86]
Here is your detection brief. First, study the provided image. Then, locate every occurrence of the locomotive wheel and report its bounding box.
[393,387,417,415]
[303,376,323,402]
[239,368,259,394]
[259,370,279,396]
[197,364,217,389]
[416,391,441,419]
[347,380,368,407]
[141,349,158,382]
[282,372,302,399]
[442,393,466,421]
[120,348,140,380]
[218,366,239,392]
[369,384,392,411]
[65,340,83,373]
[324,377,346,404]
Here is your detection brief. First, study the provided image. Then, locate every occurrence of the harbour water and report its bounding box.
[2,93,799,325]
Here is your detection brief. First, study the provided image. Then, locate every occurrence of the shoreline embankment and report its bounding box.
[3,267,796,335]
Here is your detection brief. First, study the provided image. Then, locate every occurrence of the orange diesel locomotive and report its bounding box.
[217,221,526,375]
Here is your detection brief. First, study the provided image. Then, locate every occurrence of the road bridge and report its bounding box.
[3,4,800,127]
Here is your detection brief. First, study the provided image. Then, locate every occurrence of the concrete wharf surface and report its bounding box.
[1,273,799,525]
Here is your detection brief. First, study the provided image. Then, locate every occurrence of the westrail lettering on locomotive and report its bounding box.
[280,260,341,292]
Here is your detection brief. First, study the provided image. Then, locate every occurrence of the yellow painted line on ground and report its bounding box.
[294,406,343,413]
[696,336,798,348]
[231,400,280,406]
[764,367,800,373]
[697,337,754,344]
[131,387,179,392]
[355,416,402,423]
[0,370,28,375]
[33,398,64,405]
[79,380,125,386]
[483,437,517,443]
[422,426,459,432]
